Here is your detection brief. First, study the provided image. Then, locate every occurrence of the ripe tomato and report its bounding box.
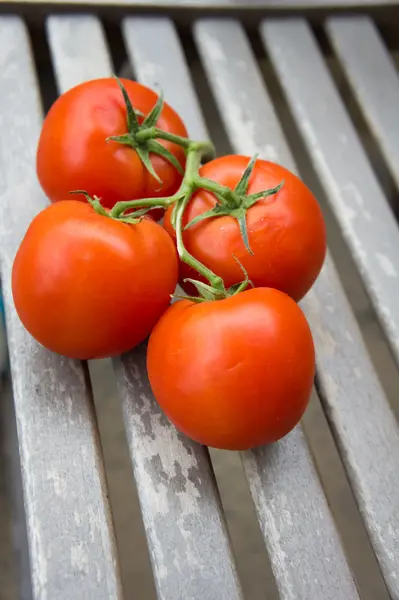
[164,155,326,301]
[12,201,178,359]
[147,287,315,450]
[37,78,188,219]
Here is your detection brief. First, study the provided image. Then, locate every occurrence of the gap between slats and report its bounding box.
[325,15,399,195]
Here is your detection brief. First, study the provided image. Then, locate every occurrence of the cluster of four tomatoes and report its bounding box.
[12,78,326,450]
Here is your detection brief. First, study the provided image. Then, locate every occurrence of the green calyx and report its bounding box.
[106,76,188,183]
[176,277,251,304]
[178,256,254,304]
[186,154,284,255]
[70,190,112,217]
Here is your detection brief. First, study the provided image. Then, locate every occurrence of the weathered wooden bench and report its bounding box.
[0,2,399,599]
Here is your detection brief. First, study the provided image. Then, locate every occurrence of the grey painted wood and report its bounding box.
[308,254,399,600]
[47,15,243,600]
[244,427,358,600]
[193,18,360,600]
[0,16,122,600]
[115,350,243,600]
[194,18,399,597]
[261,18,399,369]
[47,15,113,91]
[326,15,399,190]
[194,19,294,166]
[123,17,209,141]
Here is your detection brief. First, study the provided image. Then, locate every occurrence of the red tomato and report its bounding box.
[164,155,326,301]
[12,201,178,359]
[147,287,315,450]
[37,78,188,219]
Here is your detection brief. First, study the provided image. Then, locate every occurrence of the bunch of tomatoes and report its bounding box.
[12,77,326,451]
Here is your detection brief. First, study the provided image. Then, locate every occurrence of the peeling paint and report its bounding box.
[376,253,397,278]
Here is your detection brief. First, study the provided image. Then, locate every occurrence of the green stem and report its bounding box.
[136,127,192,149]
[110,194,178,218]
[173,144,226,293]
[183,143,208,184]
[174,194,225,293]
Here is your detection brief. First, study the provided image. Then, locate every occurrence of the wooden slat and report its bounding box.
[47,14,113,90]
[195,17,399,598]
[47,14,243,600]
[194,18,294,168]
[0,16,122,600]
[122,16,208,141]
[261,18,399,369]
[326,15,399,190]
[115,349,243,600]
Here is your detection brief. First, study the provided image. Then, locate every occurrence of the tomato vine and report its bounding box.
[83,77,284,301]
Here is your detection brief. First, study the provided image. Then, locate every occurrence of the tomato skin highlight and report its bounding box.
[12,201,178,359]
[164,155,326,301]
[147,287,315,450]
[36,78,188,219]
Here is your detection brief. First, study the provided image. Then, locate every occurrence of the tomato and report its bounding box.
[12,201,178,359]
[164,155,326,301]
[147,287,315,450]
[37,78,188,219]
